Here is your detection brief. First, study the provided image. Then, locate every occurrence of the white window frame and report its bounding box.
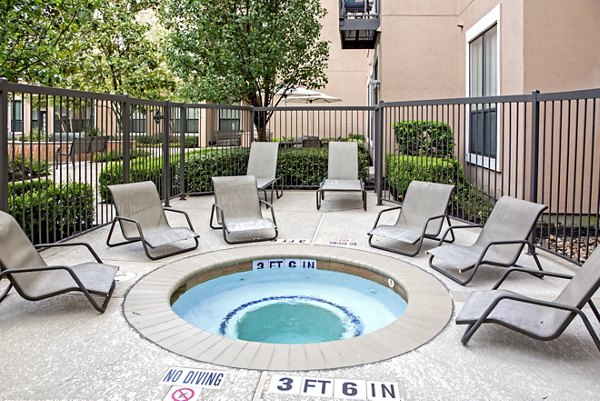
[465,5,501,170]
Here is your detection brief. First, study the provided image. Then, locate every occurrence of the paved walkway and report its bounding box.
[1,191,599,401]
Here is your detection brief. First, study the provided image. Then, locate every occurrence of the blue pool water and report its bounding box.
[172,269,407,344]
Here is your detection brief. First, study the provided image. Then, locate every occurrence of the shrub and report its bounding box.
[20,129,48,143]
[94,149,150,162]
[386,154,461,196]
[393,120,454,158]
[185,135,200,148]
[181,145,370,192]
[386,154,494,223]
[8,180,95,244]
[8,156,49,181]
[182,148,250,193]
[98,155,181,201]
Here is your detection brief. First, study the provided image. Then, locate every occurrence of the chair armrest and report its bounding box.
[163,207,196,231]
[437,223,483,245]
[34,242,103,263]
[481,292,584,317]
[371,205,403,230]
[420,214,450,237]
[493,267,574,290]
[259,200,277,226]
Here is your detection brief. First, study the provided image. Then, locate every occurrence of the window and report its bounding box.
[11,100,23,133]
[186,108,199,134]
[132,109,147,133]
[218,109,240,132]
[466,6,499,169]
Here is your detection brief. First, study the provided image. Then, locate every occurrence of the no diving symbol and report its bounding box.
[172,387,195,401]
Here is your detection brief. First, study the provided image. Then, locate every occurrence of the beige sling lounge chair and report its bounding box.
[0,211,118,313]
[316,141,366,210]
[368,180,455,256]
[107,181,199,260]
[210,175,278,244]
[456,247,600,352]
[427,196,547,285]
[247,141,283,203]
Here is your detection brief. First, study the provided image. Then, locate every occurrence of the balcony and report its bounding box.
[339,0,380,49]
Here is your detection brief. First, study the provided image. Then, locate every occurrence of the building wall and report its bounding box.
[375,0,600,100]
[522,0,600,93]
[378,0,461,102]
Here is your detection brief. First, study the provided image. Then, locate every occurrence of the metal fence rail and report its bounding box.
[1,79,598,264]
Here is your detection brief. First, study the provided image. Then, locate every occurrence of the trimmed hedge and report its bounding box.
[386,154,494,223]
[98,155,181,201]
[393,120,454,158]
[182,148,249,193]
[181,145,370,193]
[8,179,95,244]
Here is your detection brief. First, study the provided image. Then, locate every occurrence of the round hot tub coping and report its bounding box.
[123,244,453,371]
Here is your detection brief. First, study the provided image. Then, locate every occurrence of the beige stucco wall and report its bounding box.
[522,0,600,93]
[377,0,461,102]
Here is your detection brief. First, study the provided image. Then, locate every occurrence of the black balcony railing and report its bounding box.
[1,79,599,264]
[339,0,380,49]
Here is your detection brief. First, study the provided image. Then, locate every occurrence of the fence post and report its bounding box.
[530,90,541,204]
[179,105,187,200]
[162,101,171,206]
[374,102,384,205]
[0,77,9,212]
[122,97,131,184]
[529,90,541,251]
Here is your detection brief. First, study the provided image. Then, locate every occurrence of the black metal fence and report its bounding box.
[1,79,598,264]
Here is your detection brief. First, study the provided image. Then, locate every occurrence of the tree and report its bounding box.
[161,0,329,141]
[61,0,175,100]
[0,0,96,84]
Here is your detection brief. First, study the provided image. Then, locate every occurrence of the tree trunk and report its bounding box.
[253,109,268,142]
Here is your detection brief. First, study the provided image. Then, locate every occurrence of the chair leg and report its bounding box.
[106,219,141,248]
[209,204,223,229]
[0,281,13,303]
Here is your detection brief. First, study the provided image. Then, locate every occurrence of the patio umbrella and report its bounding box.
[284,90,342,104]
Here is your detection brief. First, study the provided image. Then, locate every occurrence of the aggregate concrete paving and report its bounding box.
[1,191,599,401]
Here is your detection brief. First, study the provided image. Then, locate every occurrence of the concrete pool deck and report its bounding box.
[1,191,599,400]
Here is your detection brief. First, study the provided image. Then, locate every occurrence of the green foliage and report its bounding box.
[386,155,461,196]
[182,146,369,192]
[185,135,200,148]
[8,156,49,181]
[386,154,494,223]
[61,0,175,100]
[8,180,95,244]
[182,149,250,193]
[98,154,181,201]
[393,121,455,158]
[20,129,48,143]
[0,0,96,84]
[161,0,329,140]
[93,149,150,162]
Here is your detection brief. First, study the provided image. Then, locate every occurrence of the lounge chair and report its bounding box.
[210,175,278,244]
[247,141,283,203]
[54,136,94,168]
[106,181,199,260]
[316,141,366,210]
[427,196,547,285]
[89,136,109,154]
[0,211,118,313]
[456,248,600,352]
[368,181,455,256]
